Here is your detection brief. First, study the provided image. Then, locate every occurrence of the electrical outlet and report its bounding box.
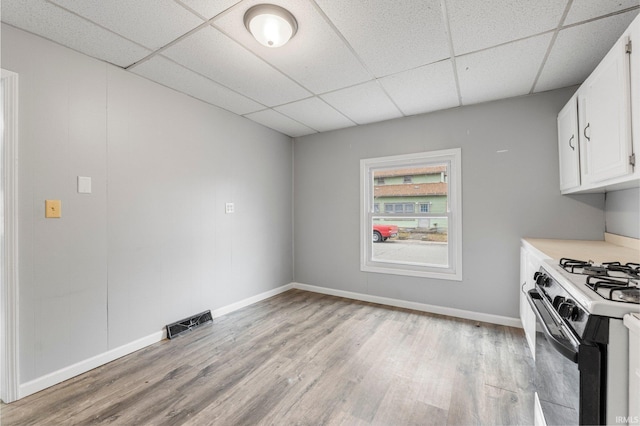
[225,202,234,214]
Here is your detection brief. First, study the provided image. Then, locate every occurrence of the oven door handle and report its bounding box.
[526,288,579,363]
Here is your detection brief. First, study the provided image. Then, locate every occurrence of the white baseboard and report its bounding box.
[19,331,164,399]
[17,282,294,400]
[211,283,293,318]
[292,282,522,328]
[17,282,517,400]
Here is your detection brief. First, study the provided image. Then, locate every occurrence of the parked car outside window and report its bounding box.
[373,224,398,242]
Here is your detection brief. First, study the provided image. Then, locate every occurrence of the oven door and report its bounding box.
[527,288,580,426]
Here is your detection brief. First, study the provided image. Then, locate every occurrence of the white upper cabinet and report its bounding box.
[557,94,581,191]
[632,14,640,166]
[558,15,638,194]
[580,35,633,185]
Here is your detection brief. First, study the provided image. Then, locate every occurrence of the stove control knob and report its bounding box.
[552,296,566,309]
[558,300,579,321]
[535,273,550,287]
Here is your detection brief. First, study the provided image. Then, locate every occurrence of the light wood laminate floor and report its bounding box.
[1,289,534,425]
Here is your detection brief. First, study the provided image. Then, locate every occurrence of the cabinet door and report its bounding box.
[557,95,580,191]
[581,35,633,184]
[631,16,639,167]
[520,247,536,357]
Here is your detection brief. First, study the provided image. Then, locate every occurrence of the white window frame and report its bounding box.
[360,148,462,281]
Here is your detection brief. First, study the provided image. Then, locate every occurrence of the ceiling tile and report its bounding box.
[174,0,241,20]
[1,0,151,67]
[212,0,372,94]
[245,109,316,137]
[4,0,638,135]
[447,0,567,55]
[49,0,204,50]
[320,81,403,125]
[535,11,638,92]
[565,0,639,25]
[131,56,263,115]
[457,33,552,105]
[379,60,459,116]
[163,25,311,106]
[275,97,355,133]
[314,0,450,77]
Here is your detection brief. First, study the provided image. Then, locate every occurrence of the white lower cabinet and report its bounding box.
[520,241,551,357]
[624,313,640,420]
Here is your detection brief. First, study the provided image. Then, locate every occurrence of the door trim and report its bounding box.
[1,69,19,403]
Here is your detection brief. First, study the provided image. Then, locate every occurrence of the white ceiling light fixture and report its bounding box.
[244,4,298,48]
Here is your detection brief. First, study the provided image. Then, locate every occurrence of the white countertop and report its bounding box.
[523,233,640,264]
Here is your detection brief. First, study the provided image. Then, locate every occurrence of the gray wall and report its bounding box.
[605,188,640,239]
[294,88,605,319]
[2,25,293,383]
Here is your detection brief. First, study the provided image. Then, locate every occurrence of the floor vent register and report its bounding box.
[166,310,213,339]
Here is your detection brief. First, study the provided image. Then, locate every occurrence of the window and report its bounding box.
[376,177,385,185]
[394,203,414,213]
[403,176,412,183]
[360,148,462,280]
[385,203,414,213]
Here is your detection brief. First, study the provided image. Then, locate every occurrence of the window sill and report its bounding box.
[361,264,462,281]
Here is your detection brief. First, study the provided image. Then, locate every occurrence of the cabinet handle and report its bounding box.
[569,135,575,151]
[583,123,590,141]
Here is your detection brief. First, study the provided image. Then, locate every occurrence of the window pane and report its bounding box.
[371,164,449,267]
[371,216,449,268]
[373,165,448,216]
[363,148,461,280]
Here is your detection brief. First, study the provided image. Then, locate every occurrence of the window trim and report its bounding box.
[360,148,462,281]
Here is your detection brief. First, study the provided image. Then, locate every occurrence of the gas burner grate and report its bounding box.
[559,258,640,279]
[585,275,639,303]
[559,258,592,273]
[616,288,640,304]
[602,262,640,279]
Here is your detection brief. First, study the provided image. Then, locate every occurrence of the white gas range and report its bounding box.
[527,258,640,425]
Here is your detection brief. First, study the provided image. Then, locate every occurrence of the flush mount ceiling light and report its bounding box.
[243,4,298,48]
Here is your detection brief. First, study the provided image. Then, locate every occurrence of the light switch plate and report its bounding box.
[78,176,92,194]
[45,200,61,218]
[225,202,234,214]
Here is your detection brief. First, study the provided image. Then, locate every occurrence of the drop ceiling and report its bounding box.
[2,0,639,137]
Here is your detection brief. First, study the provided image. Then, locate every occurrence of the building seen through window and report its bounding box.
[374,165,447,235]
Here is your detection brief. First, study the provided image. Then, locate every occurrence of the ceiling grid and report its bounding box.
[2,0,638,137]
